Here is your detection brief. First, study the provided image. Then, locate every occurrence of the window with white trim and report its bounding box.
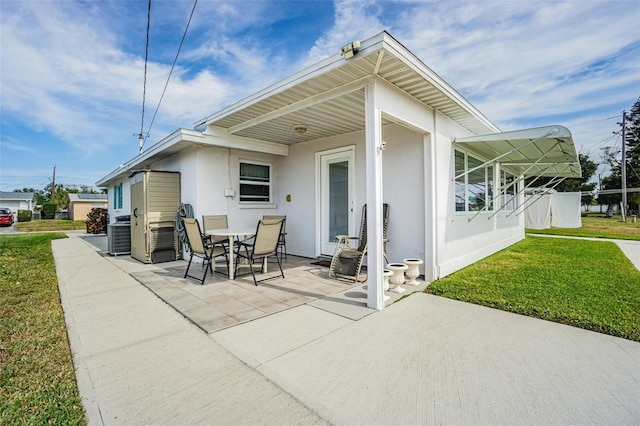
[239,160,272,203]
[454,149,494,213]
[113,183,123,209]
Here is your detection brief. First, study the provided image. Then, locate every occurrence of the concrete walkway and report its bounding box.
[54,234,640,425]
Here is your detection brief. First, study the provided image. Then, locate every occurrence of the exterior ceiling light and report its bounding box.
[292,124,308,135]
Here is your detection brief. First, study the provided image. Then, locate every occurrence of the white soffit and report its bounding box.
[454,125,581,178]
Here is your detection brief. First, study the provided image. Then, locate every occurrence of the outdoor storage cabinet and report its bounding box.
[129,170,181,263]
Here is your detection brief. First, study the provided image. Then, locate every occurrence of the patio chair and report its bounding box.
[183,218,229,285]
[234,218,285,286]
[202,214,232,248]
[262,215,287,262]
[329,203,389,282]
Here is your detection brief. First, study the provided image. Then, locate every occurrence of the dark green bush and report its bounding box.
[17,210,32,222]
[42,203,57,219]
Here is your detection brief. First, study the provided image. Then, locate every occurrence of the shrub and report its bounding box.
[85,208,107,234]
[17,209,32,222]
[42,203,57,219]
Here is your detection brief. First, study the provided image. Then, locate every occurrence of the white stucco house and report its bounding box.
[0,191,34,221]
[97,31,580,309]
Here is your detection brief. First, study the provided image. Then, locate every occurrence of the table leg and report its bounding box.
[228,234,236,280]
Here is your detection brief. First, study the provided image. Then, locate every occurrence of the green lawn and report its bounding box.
[428,236,640,341]
[527,214,640,241]
[0,233,85,425]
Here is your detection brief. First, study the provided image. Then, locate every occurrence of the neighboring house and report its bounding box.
[68,193,108,221]
[0,191,34,221]
[97,31,580,309]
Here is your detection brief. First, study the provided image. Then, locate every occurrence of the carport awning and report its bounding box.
[453,125,581,178]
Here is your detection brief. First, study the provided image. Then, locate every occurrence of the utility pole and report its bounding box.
[621,111,627,220]
[51,165,56,202]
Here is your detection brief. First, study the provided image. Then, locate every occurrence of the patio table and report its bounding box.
[205,228,255,280]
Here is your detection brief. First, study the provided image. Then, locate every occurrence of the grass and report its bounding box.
[428,236,640,341]
[0,233,85,425]
[527,214,640,241]
[15,220,86,232]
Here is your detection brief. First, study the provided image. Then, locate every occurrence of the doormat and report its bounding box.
[310,260,331,267]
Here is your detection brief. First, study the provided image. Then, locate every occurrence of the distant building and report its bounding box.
[68,193,108,221]
[0,191,34,221]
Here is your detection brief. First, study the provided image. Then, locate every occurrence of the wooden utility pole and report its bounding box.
[51,165,56,202]
[621,111,627,220]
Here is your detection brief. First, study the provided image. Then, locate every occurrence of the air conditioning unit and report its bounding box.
[108,223,131,255]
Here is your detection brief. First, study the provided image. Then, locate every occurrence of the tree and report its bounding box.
[598,98,640,213]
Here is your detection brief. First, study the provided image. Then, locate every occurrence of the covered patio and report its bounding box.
[79,234,427,333]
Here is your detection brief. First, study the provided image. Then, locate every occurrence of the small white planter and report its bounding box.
[402,258,423,286]
[382,268,392,301]
[387,263,407,293]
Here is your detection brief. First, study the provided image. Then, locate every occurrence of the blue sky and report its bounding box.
[1,0,639,192]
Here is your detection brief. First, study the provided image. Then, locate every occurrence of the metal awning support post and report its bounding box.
[452,128,558,181]
[509,176,567,218]
[486,162,562,220]
[467,150,560,222]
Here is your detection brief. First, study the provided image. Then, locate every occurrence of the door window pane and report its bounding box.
[329,161,348,240]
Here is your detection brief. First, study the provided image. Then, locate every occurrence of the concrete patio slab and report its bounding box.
[55,236,326,425]
[216,292,640,425]
[58,232,640,425]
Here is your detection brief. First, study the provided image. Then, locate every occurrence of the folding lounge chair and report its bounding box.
[183,218,228,285]
[329,203,389,282]
[234,218,285,286]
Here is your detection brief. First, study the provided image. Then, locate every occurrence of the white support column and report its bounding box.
[364,83,385,310]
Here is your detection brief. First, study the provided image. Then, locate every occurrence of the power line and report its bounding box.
[139,0,151,153]
[141,0,198,151]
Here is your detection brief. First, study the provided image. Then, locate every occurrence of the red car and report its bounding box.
[0,208,14,226]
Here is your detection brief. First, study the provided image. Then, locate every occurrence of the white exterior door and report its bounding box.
[317,147,355,256]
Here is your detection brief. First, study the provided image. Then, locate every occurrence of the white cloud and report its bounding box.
[1,0,638,191]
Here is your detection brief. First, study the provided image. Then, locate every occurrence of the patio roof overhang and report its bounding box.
[453,125,581,179]
[196,31,500,145]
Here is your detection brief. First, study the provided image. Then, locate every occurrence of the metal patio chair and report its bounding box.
[202,214,233,249]
[183,218,229,285]
[262,215,287,262]
[234,218,285,286]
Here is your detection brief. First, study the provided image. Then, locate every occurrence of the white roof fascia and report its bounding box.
[379,34,500,134]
